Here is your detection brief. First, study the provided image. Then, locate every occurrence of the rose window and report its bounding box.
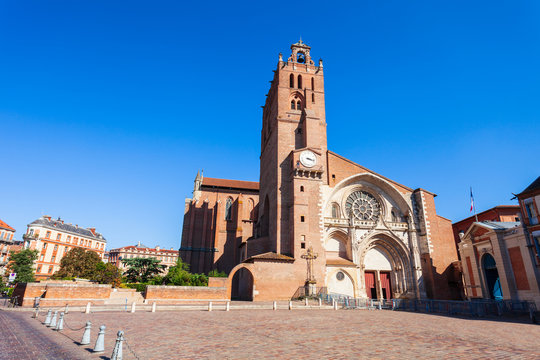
[345,191,380,221]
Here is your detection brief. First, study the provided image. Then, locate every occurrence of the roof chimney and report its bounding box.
[137,241,141,247]
[88,227,96,236]
[156,246,160,251]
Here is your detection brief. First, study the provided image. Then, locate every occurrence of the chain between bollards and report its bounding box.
[63,317,89,332]
[124,334,142,360]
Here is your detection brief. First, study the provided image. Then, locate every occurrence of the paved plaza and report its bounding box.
[1,306,539,360]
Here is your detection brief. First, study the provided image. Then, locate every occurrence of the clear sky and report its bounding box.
[1,1,538,250]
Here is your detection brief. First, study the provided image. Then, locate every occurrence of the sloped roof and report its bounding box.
[110,245,178,253]
[0,219,15,232]
[326,258,356,267]
[202,177,259,191]
[452,205,520,226]
[518,176,540,196]
[29,216,106,241]
[245,252,294,262]
[477,221,521,230]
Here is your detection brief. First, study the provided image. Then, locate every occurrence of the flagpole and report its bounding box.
[471,187,479,222]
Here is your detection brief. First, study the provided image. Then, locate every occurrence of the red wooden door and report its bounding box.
[365,271,376,299]
[380,272,392,299]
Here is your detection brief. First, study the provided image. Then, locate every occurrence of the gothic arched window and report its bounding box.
[296,100,301,110]
[289,74,294,88]
[312,93,315,103]
[298,75,302,89]
[225,197,233,221]
[291,100,295,110]
[311,77,315,90]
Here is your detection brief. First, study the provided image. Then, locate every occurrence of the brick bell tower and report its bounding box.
[256,40,327,278]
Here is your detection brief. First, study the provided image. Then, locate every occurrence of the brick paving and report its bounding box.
[1,307,539,359]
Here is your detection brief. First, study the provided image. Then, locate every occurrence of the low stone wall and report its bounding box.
[12,283,47,306]
[13,281,113,307]
[144,285,228,304]
[13,280,231,307]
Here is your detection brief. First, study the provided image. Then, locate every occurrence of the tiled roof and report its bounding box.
[452,205,520,225]
[29,216,106,241]
[476,221,520,230]
[245,252,295,262]
[518,176,540,196]
[110,245,178,253]
[202,177,259,191]
[326,258,356,267]
[0,219,15,232]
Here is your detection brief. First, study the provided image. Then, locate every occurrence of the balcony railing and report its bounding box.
[324,217,408,230]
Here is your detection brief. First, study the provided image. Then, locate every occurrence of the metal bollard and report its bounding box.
[333,300,338,310]
[44,309,52,325]
[55,312,64,331]
[288,301,292,310]
[85,302,91,314]
[273,301,277,310]
[80,321,92,345]
[378,301,382,310]
[93,325,106,353]
[130,302,136,313]
[151,302,156,313]
[110,330,124,360]
[64,304,69,314]
[226,301,230,311]
[33,307,39,318]
[305,297,309,306]
[318,298,322,307]
[208,301,212,312]
[49,311,58,328]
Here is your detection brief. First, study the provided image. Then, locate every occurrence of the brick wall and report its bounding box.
[144,285,228,303]
[13,281,112,307]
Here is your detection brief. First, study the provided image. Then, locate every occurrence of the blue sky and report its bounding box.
[1,1,538,250]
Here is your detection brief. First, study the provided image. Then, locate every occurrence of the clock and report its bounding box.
[299,150,317,168]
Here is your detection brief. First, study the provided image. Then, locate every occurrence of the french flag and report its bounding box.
[470,187,474,212]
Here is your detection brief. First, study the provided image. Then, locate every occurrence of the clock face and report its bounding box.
[299,150,317,168]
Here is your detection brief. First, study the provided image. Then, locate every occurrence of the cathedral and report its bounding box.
[180,40,461,301]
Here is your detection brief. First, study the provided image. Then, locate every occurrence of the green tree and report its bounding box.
[208,269,227,277]
[122,257,166,283]
[163,258,192,285]
[93,262,122,286]
[53,247,102,279]
[163,258,208,286]
[7,249,38,283]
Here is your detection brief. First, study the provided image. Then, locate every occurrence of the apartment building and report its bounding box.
[23,215,107,280]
